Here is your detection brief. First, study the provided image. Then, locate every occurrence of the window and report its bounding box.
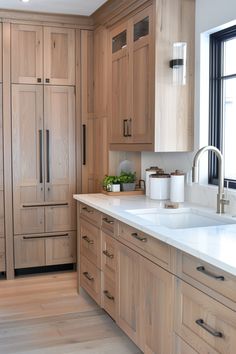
[209,25,236,189]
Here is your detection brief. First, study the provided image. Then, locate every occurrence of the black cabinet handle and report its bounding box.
[103,250,114,259]
[82,206,94,214]
[22,202,68,208]
[82,235,94,245]
[83,272,94,281]
[196,319,223,338]
[82,124,86,165]
[23,233,69,240]
[127,118,132,137]
[45,78,50,83]
[37,78,42,83]
[103,290,114,301]
[196,266,225,281]
[102,217,114,225]
[39,130,43,183]
[131,232,147,242]
[46,129,50,183]
[123,119,128,137]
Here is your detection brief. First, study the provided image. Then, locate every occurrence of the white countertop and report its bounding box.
[74,193,236,276]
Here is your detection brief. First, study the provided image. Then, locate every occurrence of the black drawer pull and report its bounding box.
[102,217,114,225]
[196,266,225,281]
[23,233,69,240]
[196,319,223,338]
[82,206,94,214]
[82,235,94,245]
[131,232,147,243]
[103,290,114,301]
[83,272,94,281]
[103,250,114,259]
[22,202,68,208]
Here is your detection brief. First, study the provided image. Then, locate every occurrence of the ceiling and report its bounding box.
[0,0,108,16]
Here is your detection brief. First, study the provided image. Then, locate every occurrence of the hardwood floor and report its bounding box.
[0,272,142,354]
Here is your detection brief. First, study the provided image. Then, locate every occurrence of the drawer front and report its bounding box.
[174,335,199,354]
[14,234,45,269]
[101,231,116,278]
[0,238,5,272]
[79,203,101,227]
[80,219,101,268]
[119,222,170,267]
[101,214,116,236]
[180,252,236,304]
[175,279,236,354]
[80,255,101,305]
[102,273,116,320]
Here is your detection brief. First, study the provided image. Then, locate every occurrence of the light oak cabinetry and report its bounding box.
[109,0,195,152]
[11,24,75,85]
[109,6,153,148]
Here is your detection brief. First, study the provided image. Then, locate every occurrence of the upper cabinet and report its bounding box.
[109,6,153,147]
[11,25,75,85]
[109,0,195,152]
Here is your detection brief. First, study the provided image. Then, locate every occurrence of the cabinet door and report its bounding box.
[0,24,2,82]
[116,242,140,346]
[0,238,5,272]
[14,235,45,269]
[45,232,76,265]
[109,23,131,144]
[140,256,174,354]
[12,85,44,235]
[44,86,76,232]
[11,24,43,84]
[130,7,154,144]
[0,85,4,238]
[44,27,75,85]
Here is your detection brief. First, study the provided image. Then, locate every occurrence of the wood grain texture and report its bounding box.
[0,272,141,353]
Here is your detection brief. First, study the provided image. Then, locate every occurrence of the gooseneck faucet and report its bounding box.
[192,146,229,214]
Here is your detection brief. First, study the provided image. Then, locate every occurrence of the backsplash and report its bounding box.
[141,151,236,215]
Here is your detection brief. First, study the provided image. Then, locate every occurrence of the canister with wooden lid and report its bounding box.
[145,166,161,197]
[170,170,185,203]
[149,173,170,200]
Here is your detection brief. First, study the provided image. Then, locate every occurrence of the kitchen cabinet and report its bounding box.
[109,0,195,152]
[0,84,5,272]
[12,84,76,236]
[14,232,76,269]
[0,238,5,272]
[109,6,153,147]
[11,24,75,85]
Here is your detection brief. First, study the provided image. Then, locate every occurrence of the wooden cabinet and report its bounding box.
[175,278,236,354]
[109,6,153,147]
[109,0,195,152]
[80,219,101,268]
[80,254,101,305]
[174,335,199,354]
[14,232,76,269]
[0,24,3,82]
[12,85,76,236]
[0,238,5,272]
[116,242,140,346]
[11,25,75,85]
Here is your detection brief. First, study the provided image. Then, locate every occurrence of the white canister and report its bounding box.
[170,170,185,203]
[149,174,170,200]
[145,167,161,197]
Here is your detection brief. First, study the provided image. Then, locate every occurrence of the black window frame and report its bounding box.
[209,25,236,189]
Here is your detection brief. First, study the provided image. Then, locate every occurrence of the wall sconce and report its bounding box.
[169,42,187,85]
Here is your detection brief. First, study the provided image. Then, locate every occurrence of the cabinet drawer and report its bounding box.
[80,203,101,227]
[102,214,116,236]
[0,238,5,272]
[80,219,101,268]
[119,222,170,267]
[80,255,101,305]
[45,232,76,265]
[102,273,116,320]
[175,279,236,354]
[178,252,236,305]
[14,234,45,269]
[101,232,116,278]
[174,335,199,354]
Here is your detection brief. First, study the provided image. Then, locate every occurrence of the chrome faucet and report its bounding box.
[192,146,229,214]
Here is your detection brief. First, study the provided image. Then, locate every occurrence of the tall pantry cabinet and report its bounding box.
[11,25,76,269]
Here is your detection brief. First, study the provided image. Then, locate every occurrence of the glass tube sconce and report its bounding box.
[169,42,187,85]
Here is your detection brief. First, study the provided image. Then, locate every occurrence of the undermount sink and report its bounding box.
[125,208,236,229]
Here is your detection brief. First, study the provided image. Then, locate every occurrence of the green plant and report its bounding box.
[119,171,136,184]
[102,175,120,190]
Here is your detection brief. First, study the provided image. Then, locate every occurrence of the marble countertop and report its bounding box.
[74,193,236,276]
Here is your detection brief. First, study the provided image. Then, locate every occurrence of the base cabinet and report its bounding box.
[0,238,5,272]
[14,232,76,269]
[174,335,199,354]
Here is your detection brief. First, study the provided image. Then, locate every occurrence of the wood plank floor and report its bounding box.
[0,272,142,354]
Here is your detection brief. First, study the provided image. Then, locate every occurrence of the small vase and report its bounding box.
[111,184,120,192]
[121,182,136,191]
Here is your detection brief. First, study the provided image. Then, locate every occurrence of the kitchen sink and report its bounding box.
[125,208,236,229]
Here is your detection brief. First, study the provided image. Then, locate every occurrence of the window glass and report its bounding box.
[223,38,236,76]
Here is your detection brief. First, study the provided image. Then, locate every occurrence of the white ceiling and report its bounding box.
[0,0,108,16]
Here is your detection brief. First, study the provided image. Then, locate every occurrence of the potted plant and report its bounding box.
[119,171,136,191]
[102,175,120,192]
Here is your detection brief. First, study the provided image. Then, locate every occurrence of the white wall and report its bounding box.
[141,0,236,212]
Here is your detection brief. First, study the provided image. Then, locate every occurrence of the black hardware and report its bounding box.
[46,129,50,183]
[37,78,42,83]
[23,233,69,240]
[102,217,114,225]
[103,250,114,259]
[127,118,132,137]
[39,130,43,183]
[196,319,223,338]
[82,206,93,214]
[169,58,184,68]
[82,235,94,245]
[123,119,128,137]
[131,232,147,242]
[103,290,114,301]
[82,124,86,165]
[83,272,94,281]
[196,266,225,281]
[45,78,50,83]
[22,202,68,208]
